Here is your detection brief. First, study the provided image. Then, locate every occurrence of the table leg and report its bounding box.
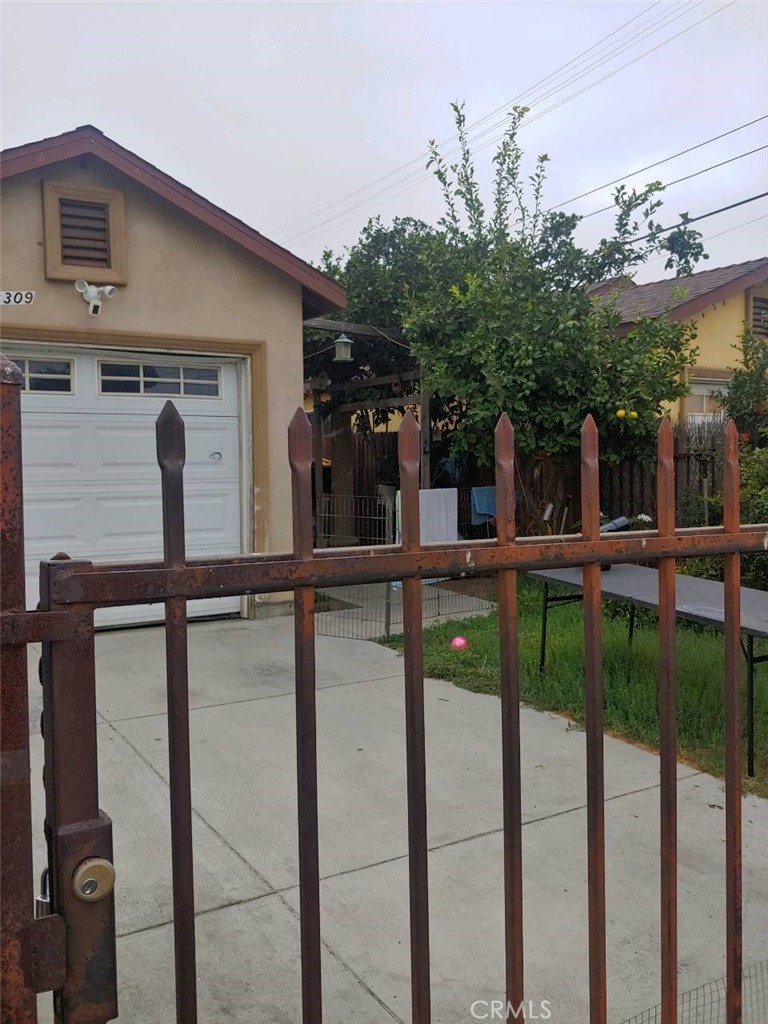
[625,604,637,685]
[539,582,549,674]
[747,634,754,778]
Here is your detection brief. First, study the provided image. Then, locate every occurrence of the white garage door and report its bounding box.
[6,345,245,628]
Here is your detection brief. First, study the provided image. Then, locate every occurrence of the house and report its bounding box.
[591,258,768,422]
[0,125,345,625]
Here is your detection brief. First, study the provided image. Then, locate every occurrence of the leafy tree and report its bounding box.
[309,103,706,482]
[320,217,443,330]
[305,217,441,382]
[713,328,768,445]
[403,102,704,467]
[305,217,470,436]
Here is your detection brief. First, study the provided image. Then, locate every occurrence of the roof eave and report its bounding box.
[619,261,768,329]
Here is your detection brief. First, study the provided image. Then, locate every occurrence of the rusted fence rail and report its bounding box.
[2,352,766,1023]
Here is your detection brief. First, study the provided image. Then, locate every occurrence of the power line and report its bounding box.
[548,116,768,211]
[579,145,768,220]
[284,1,707,243]
[423,0,737,174]
[630,192,768,244]
[281,1,710,243]
[285,0,737,246]
[643,212,768,267]
[277,0,667,234]
[432,1,707,163]
[697,212,768,243]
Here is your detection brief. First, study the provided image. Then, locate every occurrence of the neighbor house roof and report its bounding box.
[600,258,768,326]
[0,125,346,317]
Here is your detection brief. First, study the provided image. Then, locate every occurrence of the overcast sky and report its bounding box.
[2,1,766,283]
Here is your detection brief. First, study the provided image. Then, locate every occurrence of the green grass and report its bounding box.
[382,579,768,799]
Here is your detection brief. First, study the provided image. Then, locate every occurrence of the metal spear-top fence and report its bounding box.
[1,348,767,1023]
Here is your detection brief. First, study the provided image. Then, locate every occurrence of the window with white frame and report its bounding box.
[685,379,726,421]
[16,357,74,393]
[99,361,221,397]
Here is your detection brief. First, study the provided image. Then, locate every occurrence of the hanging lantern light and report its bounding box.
[333,333,354,363]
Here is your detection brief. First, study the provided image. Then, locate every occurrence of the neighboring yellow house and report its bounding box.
[598,258,768,421]
[0,125,345,624]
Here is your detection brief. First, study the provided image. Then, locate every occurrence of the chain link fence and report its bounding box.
[313,493,497,639]
[315,579,497,640]
[619,959,767,1024]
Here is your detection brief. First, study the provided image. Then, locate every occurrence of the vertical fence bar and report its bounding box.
[656,419,678,1024]
[0,356,37,1024]
[289,410,323,1024]
[399,410,431,1024]
[722,420,742,1024]
[494,415,524,1005]
[156,402,198,1024]
[384,497,394,639]
[40,563,118,1023]
[581,415,607,1024]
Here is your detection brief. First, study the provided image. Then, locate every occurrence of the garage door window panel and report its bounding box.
[99,362,221,398]
[16,358,74,393]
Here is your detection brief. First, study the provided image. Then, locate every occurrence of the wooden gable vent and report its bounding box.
[753,295,768,337]
[59,197,111,267]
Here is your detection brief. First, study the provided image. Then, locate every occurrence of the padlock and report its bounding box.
[72,858,116,902]
[35,868,51,918]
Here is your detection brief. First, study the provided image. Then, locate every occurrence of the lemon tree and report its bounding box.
[403,104,701,466]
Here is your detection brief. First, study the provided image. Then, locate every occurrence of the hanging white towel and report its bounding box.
[394,488,458,546]
[419,488,458,545]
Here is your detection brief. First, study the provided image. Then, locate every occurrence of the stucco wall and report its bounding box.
[689,292,747,373]
[0,157,306,559]
[666,289,755,421]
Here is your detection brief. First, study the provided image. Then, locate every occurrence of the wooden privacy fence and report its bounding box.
[1,351,766,1024]
[350,428,722,531]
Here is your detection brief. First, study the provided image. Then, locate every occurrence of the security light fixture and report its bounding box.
[74,279,118,317]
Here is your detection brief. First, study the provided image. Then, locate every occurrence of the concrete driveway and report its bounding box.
[27,617,768,1023]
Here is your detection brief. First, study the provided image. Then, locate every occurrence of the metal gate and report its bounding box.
[1,353,765,1023]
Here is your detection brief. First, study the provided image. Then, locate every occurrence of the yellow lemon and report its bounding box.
[628,411,638,420]
[616,409,627,418]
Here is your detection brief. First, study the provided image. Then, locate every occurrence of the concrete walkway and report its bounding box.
[27,618,768,1023]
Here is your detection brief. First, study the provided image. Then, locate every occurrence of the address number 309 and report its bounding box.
[0,291,35,305]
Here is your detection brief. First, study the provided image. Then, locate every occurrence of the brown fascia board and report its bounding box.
[618,262,768,330]
[1,127,346,313]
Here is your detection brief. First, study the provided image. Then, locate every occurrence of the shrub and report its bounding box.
[679,444,768,591]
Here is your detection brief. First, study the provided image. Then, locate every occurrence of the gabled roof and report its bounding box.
[0,125,346,317]
[603,258,768,325]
